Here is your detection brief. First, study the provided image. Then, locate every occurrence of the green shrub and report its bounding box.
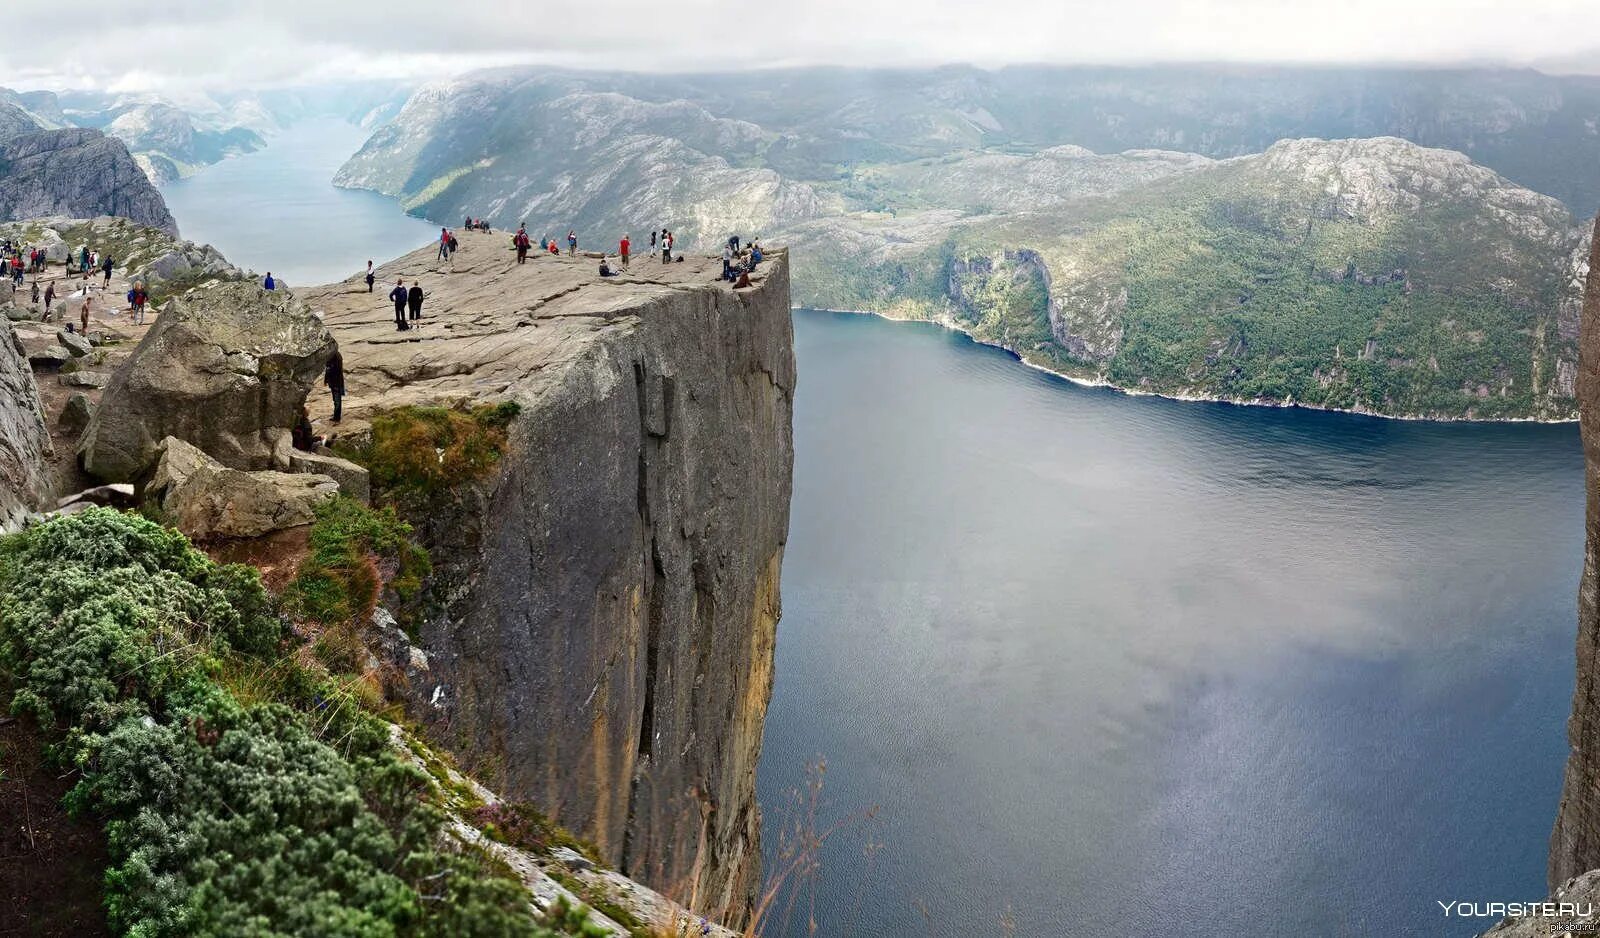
[285,498,431,629]
[351,403,520,498]
[0,509,557,937]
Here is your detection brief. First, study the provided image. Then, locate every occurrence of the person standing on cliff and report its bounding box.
[438,228,450,262]
[102,254,114,287]
[364,261,375,292]
[390,278,408,330]
[263,272,276,291]
[43,282,54,320]
[515,227,530,264]
[567,230,577,255]
[325,349,345,423]
[619,234,630,267]
[407,281,424,321]
[79,294,91,334]
[661,230,671,264]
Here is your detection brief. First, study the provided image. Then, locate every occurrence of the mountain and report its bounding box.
[0,129,177,233]
[340,64,1600,213]
[103,103,265,183]
[28,82,413,184]
[830,137,1586,421]
[338,66,1590,419]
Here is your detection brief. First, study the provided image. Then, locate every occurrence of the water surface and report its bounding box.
[161,130,1586,937]
[758,310,1583,937]
[161,117,437,287]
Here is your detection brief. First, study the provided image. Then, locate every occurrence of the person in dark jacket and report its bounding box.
[291,406,315,451]
[325,350,345,423]
[390,279,408,330]
[407,281,424,320]
[364,260,375,292]
[102,255,114,286]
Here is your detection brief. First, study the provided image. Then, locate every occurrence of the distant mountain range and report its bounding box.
[1,82,413,184]
[335,65,1599,419]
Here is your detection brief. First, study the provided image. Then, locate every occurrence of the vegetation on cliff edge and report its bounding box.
[0,508,561,937]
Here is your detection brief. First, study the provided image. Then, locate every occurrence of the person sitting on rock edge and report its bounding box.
[292,406,316,452]
[599,260,619,277]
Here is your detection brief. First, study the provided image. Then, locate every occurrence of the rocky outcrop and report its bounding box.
[0,129,176,233]
[146,436,338,541]
[1553,215,1600,884]
[300,231,794,925]
[0,315,53,531]
[79,281,335,483]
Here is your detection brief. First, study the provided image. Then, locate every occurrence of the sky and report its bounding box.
[2,0,1598,92]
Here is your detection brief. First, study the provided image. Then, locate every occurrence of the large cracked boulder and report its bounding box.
[0,317,54,531]
[78,281,335,482]
[148,437,338,541]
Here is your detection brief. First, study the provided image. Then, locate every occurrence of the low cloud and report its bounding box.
[3,0,1598,91]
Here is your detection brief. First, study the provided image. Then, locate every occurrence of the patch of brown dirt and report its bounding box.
[205,526,313,593]
[0,715,109,937]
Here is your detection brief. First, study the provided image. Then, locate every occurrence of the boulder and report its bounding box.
[59,391,92,432]
[56,483,136,511]
[5,307,36,322]
[27,345,71,369]
[288,449,371,504]
[0,281,12,305]
[0,316,53,531]
[147,436,338,541]
[40,231,68,263]
[56,329,91,357]
[59,370,110,389]
[78,282,336,482]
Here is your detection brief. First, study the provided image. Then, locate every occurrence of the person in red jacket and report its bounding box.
[619,234,630,267]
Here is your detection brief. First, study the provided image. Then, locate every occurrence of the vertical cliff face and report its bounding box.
[0,129,177,233]
[303,235,794,924]
[1552,215,1600,887]
[0,316,53,531]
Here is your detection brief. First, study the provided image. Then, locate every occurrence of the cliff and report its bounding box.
[1553,215,1600,883]
[300,232,794,924]
[0,315,52,531]
[0,129,176,233]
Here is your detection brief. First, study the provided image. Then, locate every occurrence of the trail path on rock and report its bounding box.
[301,229,778,435]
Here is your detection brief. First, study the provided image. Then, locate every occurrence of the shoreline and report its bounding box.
[800,305,1579,427]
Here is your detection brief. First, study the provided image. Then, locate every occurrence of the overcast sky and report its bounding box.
[3,0,1598,92]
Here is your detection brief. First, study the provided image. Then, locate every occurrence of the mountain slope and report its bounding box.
[0,129,177,233]
[340,68,1591,419]
[886,137,1586,420]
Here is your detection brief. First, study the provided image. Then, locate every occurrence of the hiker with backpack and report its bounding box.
[567,230,578,255]
[390,278,409,330]
[438,228,450,262]
[515,226,531,264]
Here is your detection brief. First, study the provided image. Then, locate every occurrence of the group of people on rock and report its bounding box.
[461,216,492,232]
[389,277,426,330]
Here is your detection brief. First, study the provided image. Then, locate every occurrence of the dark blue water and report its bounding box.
[161,117,437,287]
[757,310,1584,937]
[160,126,1586,937]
